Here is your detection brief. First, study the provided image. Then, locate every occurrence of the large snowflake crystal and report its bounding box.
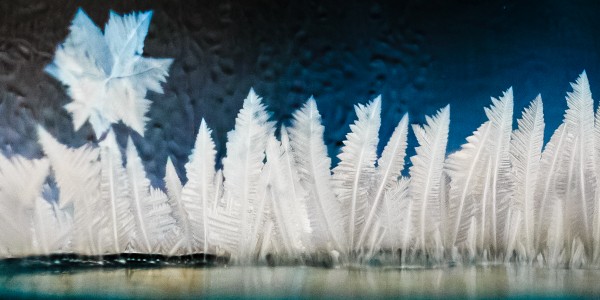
[46,9,173,137]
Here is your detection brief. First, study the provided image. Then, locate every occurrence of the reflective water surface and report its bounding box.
[1,265,600,299]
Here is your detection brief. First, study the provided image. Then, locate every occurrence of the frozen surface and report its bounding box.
[1,0,600,185]
[2,265,600,298]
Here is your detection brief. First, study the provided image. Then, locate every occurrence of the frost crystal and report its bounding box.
[46,9,173,137]
[3,9,600,269]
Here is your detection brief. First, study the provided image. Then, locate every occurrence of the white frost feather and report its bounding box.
[409,105,450,256]
[289,97,346,252]
[332,96,381,251]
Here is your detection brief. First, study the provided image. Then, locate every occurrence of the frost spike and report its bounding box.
[221,88,274,262]
[0,155,50,256]
[563,71,596,250]
[358,113,409,249]
[181,119,217,253]
[333,96,381,251]
[508,96,544,259]
[409,105,450,255]
[125,137,154,253]
[164,157,195,255]
[379,177,410,251]
[38,126,104,255]
[535,123,568,251]
[100,131,135,253]
[446,121,492,249]
[289,97,345,252]
[483,88,513,254]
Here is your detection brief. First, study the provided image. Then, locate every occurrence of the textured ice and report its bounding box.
[3,266,600,298]
[0,1,600,186]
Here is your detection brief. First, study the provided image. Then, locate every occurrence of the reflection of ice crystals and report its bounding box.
[3,265,596,298]
[0,8,599,269]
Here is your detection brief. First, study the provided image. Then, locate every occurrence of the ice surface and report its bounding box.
[2,265,600,298]
[1,1,599,186]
